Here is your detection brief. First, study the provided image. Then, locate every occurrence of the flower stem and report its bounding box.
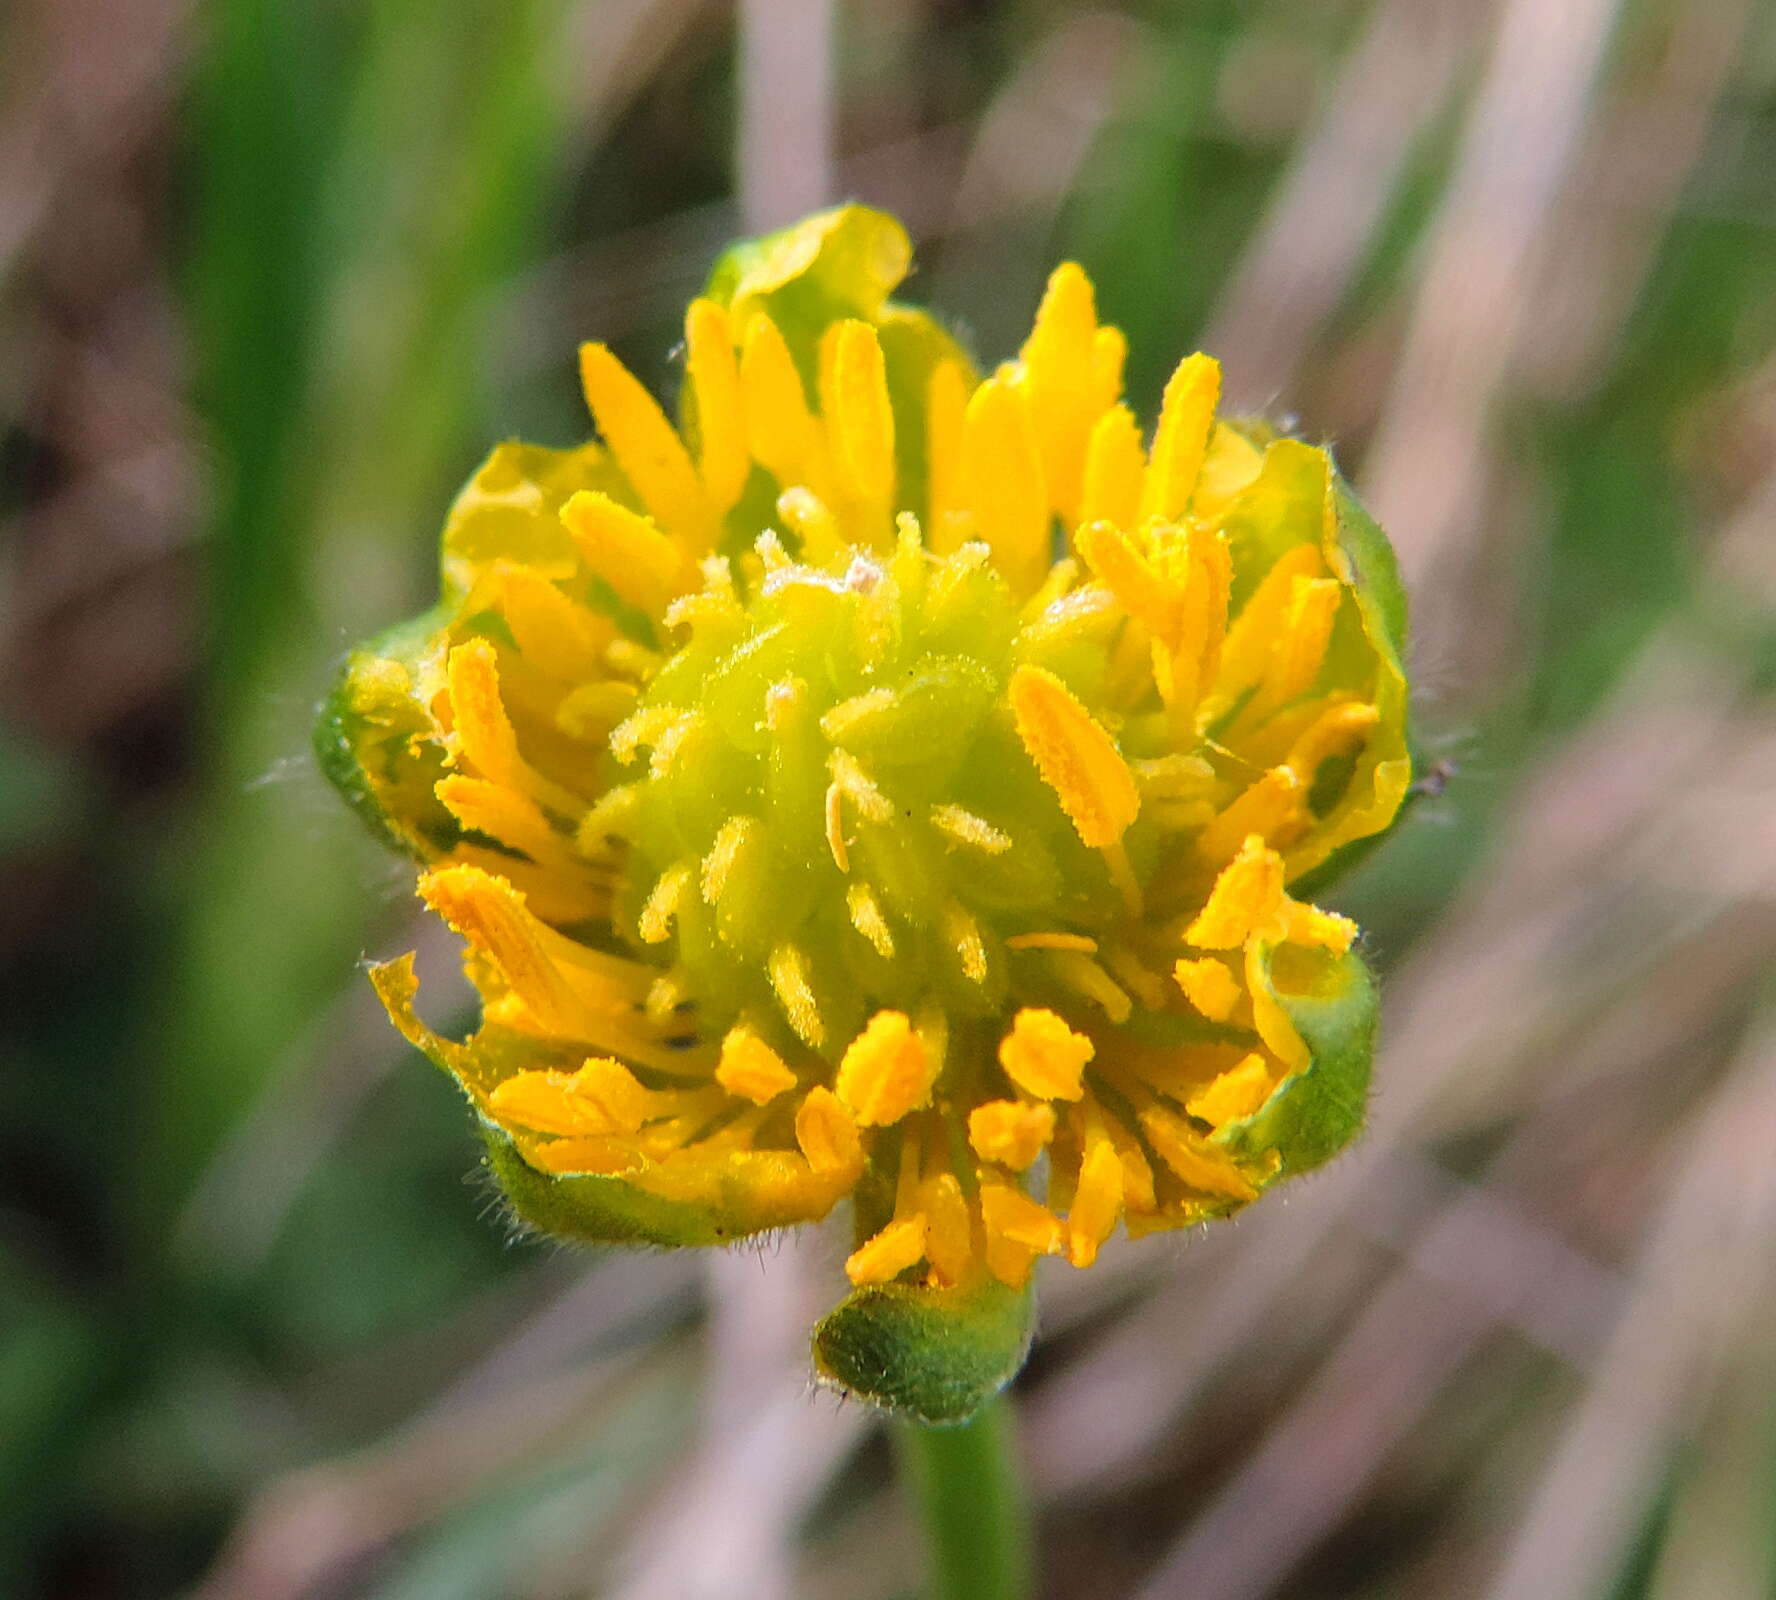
[894,1395,1034,1600]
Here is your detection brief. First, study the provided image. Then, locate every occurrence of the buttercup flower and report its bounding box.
[319,206,1410,1422]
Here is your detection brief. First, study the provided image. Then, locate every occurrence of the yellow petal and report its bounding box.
[1066,1136,1125,1268]
[979,1183,1064,1254]
[1185,835,1286,949]
[1079,404,1144,531]
[962,374,1050,593]
[1139,1105,1259,1201]
[1173,956,1242,1021]
[444,638,585,817]
[997,1007,1093,1102]
[559,489,698,618]
[796,1085,864,1178]
[821,319,895,507]
[1185,1052,1275,1128]
[739,314,818,487]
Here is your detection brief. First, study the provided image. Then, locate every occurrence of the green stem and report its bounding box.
[894,1395,1034,1600]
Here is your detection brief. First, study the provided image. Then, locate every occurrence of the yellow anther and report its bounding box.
[1185,1053,1274,1128]
[931,804,1012,854]
[835,1010,934,1126]
[820,686,895,746]
[638,862,692,944]
[1066,1137,1125,1268]
[1047,952,1133,1024]
[1283,901,1358,955]
[827,749,893,823]
[556,681,640,743]
[1139,1105,1259,1201]
[775,486,844,564]
[998,1008,1093,1102]
[643,970,690,1024]
[578,342,712,550]
[943,900,991,985]
[715,1023,797,1105]
[1017,261,1101,523]
[962,373,1049,594]
[1005,931,1098,953]
[608,704,682,766]
[1079,403,1144,531]
[767,943,825,1048]
[1186,835,1286,949]
[796,1085,864,1178]
[926,358,970,527]
[979,1184,1064,1255]
[444,639,583,817]
[821,319,895,507]
[1008,664,1140,850]
[1173,956,1242,1021]
[967,1100,1056,1171]
[921,1173,974,1286]
[1196,768,1309,866]
[560,489,697,617]
[846,882,895,958]
[845,1217,928,1286]
[1140,351,1221,524]
[739,313,817,486]
[683,298,749,513]
[701,814,756,903]
[824,780,849,873]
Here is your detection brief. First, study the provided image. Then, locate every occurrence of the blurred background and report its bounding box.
[4,0,1776,1595]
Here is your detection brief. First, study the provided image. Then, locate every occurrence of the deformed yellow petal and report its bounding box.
[1008,664,1140,849]
[445,638,584,817]
[1079,404,1144,531]
[684,298,750,513]
[836,1011,934,1126]
[716,1023,798,1104]
[998,1007,1093,1102]
[739,314,818,487]
[489,1057,655,1137]
[962,374,1050,594]
[979,1183,1064,1254]
[1185,1052,1274,1127]
[1066,1136,1125,1268]
[1139,1105,1259,1201]
[846,1216,928,1285]
[796,1085,864,1178]
[821,319,895,507]
[921,1172,974,1286]
[560,489,698,618]
[968,1099,1057,1170]
[1185,835,1285,949]
[1173,956,1242,1021]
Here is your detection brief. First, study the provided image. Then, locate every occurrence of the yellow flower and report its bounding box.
[318,206,1411,1421]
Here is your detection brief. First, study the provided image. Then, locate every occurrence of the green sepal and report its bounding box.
[314,605,460,861]
[812,1276,1036,1426]
[700,203,976,518]
[480,1124,758,1249]
[1213,941,1377,1175]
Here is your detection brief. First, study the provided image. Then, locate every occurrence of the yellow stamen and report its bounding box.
[968,1100,1056,1170]
[683,298,749,513]
[962,373,1049,594]
[921,1172,974,1286]
[700,814,755,903]
[1173,956,1242,1021]
[846,882,895,958]
[943,900,990,985]
[768,943,824,1048]
[1047,952,1134,1024]
[930,803,1012,854]
[638,862,692,944]
[560,490,697,618]
[1185,835,1285,949]
[846,1216,929,1286]
[1067,1133,1125,1268]
[821,319,895,507]
[715,1023,797,1104]
[444,639,583,817]
[1139,1105,1259,1201]
[578,342,712,550]
[835,1010,934,1126]
[1005,931,1098,953]
[1140,352,1221,523]
[1008,663,1140,850]
[1079,404,1144,531]
[998,1007,1093,1102]
[1185,1052,1274,1127]
[796,1085,864,1178]
[739,314,818,487]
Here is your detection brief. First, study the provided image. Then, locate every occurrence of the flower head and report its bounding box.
[319,206,1410,1421]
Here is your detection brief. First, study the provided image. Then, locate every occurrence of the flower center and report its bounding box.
[600,522,1141,1068]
